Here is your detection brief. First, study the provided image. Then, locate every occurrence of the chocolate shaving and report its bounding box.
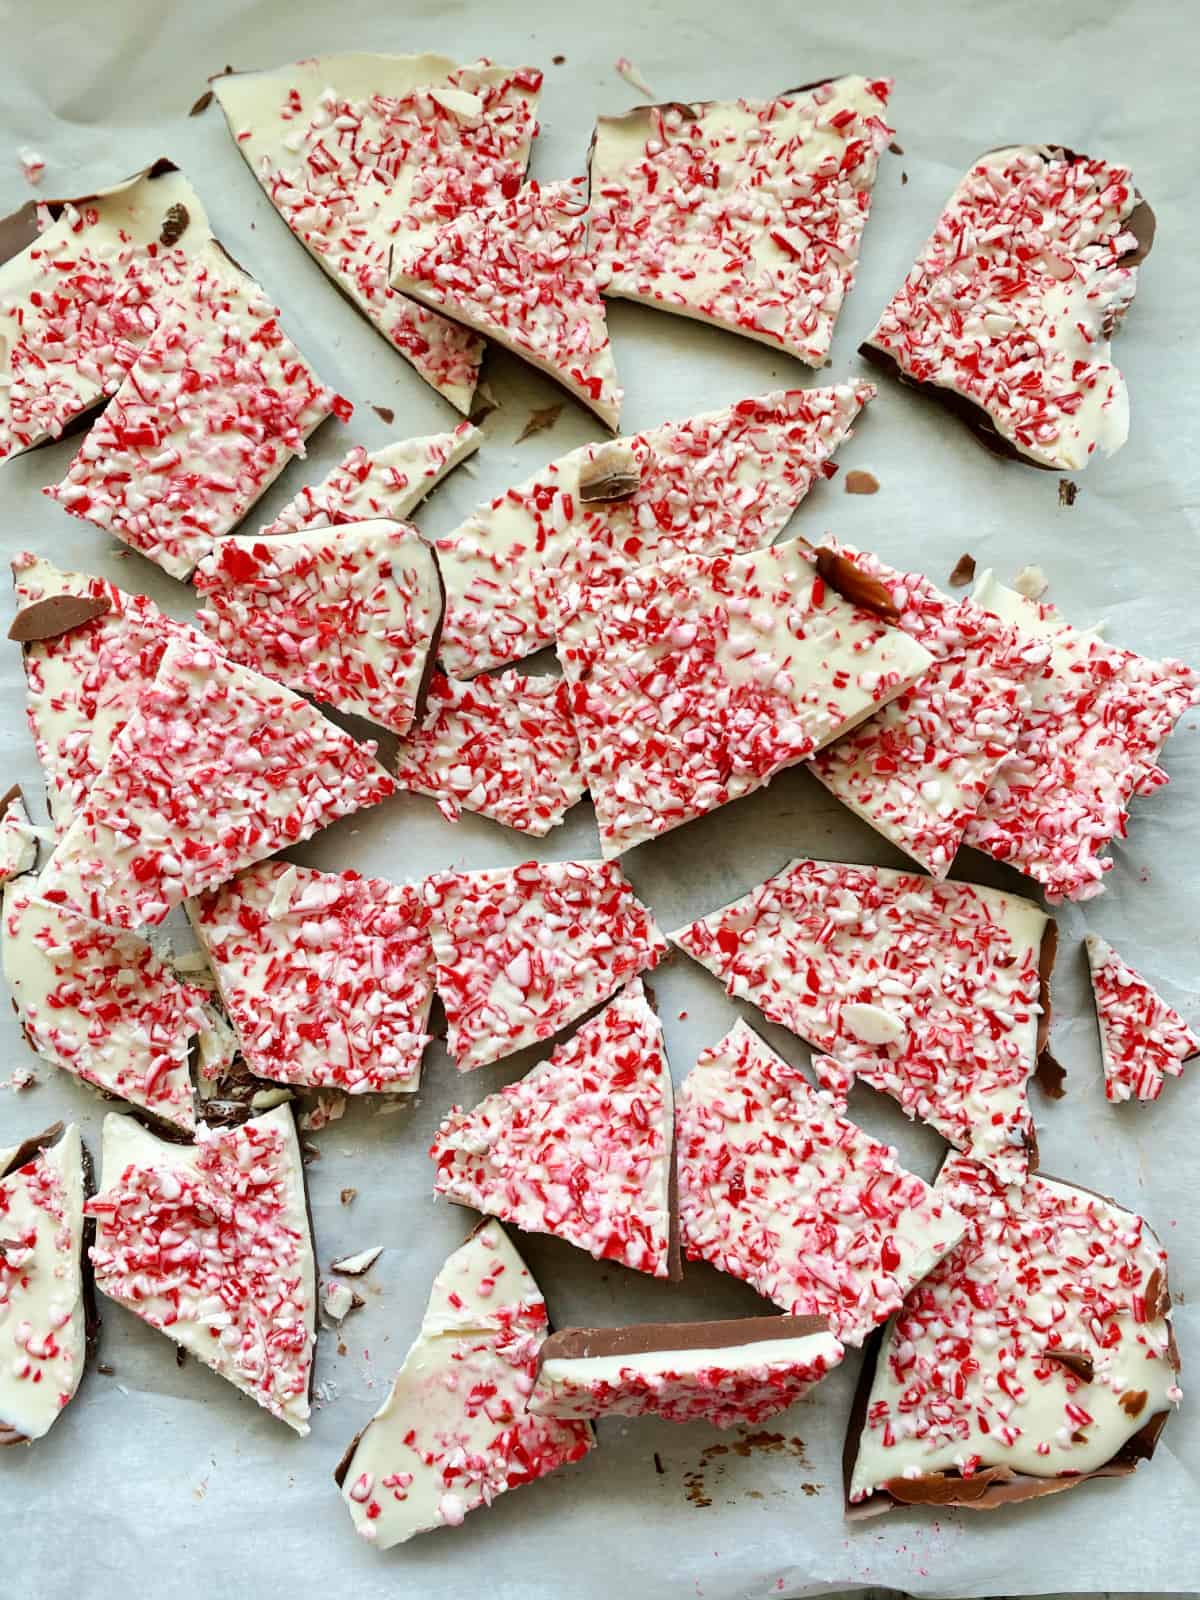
[1035,1046,1067,1100]
[469,380,500,425]
[1058,478,1078,507]
[948,552,976,587]
[189,89,214,116]
[372,405,395,425]
[159,203,190,247]
[340,1187,357,1206]
[653,1451,665,1474]
[552,54,566,65]
[97,1363,115,1377]
[578,442,641,502]
[1046,1349,1093,1382]
[843,469,879,496]
[901,171,909,185]
[0,1121,64,1180]
[813,547,901,623]
[888,141,904,155]
[1120,1388,1148,1418]
[9,593,112,643]
[515,403,563,445]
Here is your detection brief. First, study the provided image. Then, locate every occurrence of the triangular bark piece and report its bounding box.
[3,887,201,1130]
[437,383,873,676]
[808,542,1048,876]
[39,636,395,930]
[393,670,585,835]
[0,163,218,460]
[190,861,435,1094]
[1086,934,1199,1103]
[215,55,544,413]
[964,573,1200,901]
[590,77,893,363]
[672,857,1053,1182]
[392,178,622,428]
[848,1155,1180,1512]
[194,518,442,736]
[259,424,480,534]
[336,1222,593,1547]
[430,980,675,1276]
[46,258,344,579]
[556,536,934,857]
[423,859,667,1072]
[0,1124,89,1444]
[88,1106,316,1433]
[676,1021,966,1345]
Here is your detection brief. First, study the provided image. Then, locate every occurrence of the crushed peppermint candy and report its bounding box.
[863,146,1149,470]
[613,57,654,97]
[46,257,346,579]
[337,1222,594,1548]
[423,858,667,1073]
[0,164,212,460]
[87,1105,317,1433]
[392,177,622,429]
[807,541,1049,876]
[436,383,874,676]
[214,55,544,412]
[430,980,674,1277]
[676,1020,966,1345]
[0,1124,87,1443]
[849,1155,1180,1507]
[259,423,481,533]
[555,535,934,857]
[10,552,190,835]
[194,518,442,737]
[3,888,204,1131]
[1013,564,1049,600]
[1086,934,1199,1104]
[191,860,435,1095]
[590,76,893,364]
[965,572,1200,902]
[393,670,585,835]
[38,636,395,931]
[672,857,1052,1182]
[530,1316,845,1429]
[16,147,45,186]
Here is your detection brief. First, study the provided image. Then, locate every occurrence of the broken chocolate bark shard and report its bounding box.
[539,1314,830,1365]
[577,441,641,501]
[8,593,112,642]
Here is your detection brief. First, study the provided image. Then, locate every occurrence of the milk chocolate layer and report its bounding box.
[539,1314,829,1369]
[9,593,112,642]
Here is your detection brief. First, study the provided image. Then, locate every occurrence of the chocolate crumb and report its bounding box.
[300,1140,321,1163]
[683,1469,712,1508]
[800,1482,822,1496]
[948,552,977,588]
[844,469,879,496]
[337,1341,348,1357]
[901,171,908,185]
[97,1363,115,1377]
[888,141,904,155]
[160,203,190,247]
[175,1346,187,1368]
[1120,1389,1149,1417]
[189,89,214,117]
[1034,1047,1068,1100]
[653,1451,664,1475]
[515,403,563,445]
[372,405,395,425]
[552,54,566,65]
[1058,478,1078,507]
[340,1187,357,1206]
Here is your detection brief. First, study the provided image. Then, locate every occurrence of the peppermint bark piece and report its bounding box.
[590,76,893,363]
[336,1222,593,1546]
[807,543,1048,876]
[3,887,202,1131]
[0,162,217,461]
[393,670,585,834]
[0,1124,89,1445]
[556,536,935,858]
[429,980,675,1276]
[215,55,544,412]
[190,861,435,1095]
[436,383,873,676]
[676,1021,966,1345]
[392,178,622,429]
[672,858,1053,1182]
[862,146,1154,470]
[46,257,345,579]
[847,1156,1180,1511]
[531,1315,844,1428]
[1086,934,1199,1104]
[88,1106,316,1433]
[0,787,37,885]
[39,637,395,930]
[423,858,667,1072]
[194,519,443,737]
[10,553,186,834]
[259,423,481,534]
[965,573,1200,902]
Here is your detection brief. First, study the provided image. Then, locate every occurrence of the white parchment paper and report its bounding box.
[0,1,1197,1595]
